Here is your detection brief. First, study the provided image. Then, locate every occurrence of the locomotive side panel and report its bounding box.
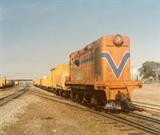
[68,39,103,86]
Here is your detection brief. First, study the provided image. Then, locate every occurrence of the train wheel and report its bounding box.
[55,89,58,95]
[65,91,69,98]
[75,94,78,102]
[62,91,65,97]
[90,96,98,110]
[70,92,75,101]
[82,95,89,106]
[60,90,63,97]
[78,94,83,104]
[67,91,70,98]
[58,90,61,96]
[64,91,67,98]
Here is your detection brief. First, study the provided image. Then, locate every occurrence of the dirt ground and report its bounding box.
[132,83,160,105]
[0,86,148,135]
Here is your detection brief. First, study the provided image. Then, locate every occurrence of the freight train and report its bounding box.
[0,77,15,88]
[33,34,142,111]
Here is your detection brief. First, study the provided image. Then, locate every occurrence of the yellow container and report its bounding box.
[50,64,69,90]
[47,74,52,88]
[41,76,48,87]
[50,68,56,88]
[0,78,6,87]
[32,78,41,86]
[14,81,19,86]
[0,77,14,88]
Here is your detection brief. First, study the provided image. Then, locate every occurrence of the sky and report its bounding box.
[0,0,160,79]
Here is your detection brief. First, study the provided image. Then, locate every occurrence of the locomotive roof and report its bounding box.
[69,34,129,57]
[69,35,103,57]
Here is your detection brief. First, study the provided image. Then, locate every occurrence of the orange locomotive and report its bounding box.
[66,34,142,110]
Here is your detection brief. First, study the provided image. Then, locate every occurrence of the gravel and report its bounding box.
[0,93,40,135]
[0,85,156,135]
[2,87,146,135]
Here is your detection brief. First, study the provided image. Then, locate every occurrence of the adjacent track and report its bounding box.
[133,101,160,117]
[0,87,28,106]
[115,112,160,135]
[31,89,160,135]
[133,101,160,110]
[127,112,160,124]
[133,101,160,107]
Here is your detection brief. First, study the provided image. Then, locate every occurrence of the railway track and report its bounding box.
[127,112,160,124]
[133,101,160,116]
[0,87,28,106]
[115,112,160,134]
[31,89,160,135]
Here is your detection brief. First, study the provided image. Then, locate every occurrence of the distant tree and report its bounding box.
[139,61,160,81]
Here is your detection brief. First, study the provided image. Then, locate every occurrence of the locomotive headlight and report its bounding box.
[113,34,123,46]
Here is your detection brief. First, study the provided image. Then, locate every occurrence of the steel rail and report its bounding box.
[127,112,160,124]
[0,88,28,106]
[110,113,160,135]
[134,104,160,112]
[133,101,160,108]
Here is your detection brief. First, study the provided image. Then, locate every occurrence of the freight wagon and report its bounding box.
[0,77,15,88]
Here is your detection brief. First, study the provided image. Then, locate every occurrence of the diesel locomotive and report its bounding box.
[33,34,142,111]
